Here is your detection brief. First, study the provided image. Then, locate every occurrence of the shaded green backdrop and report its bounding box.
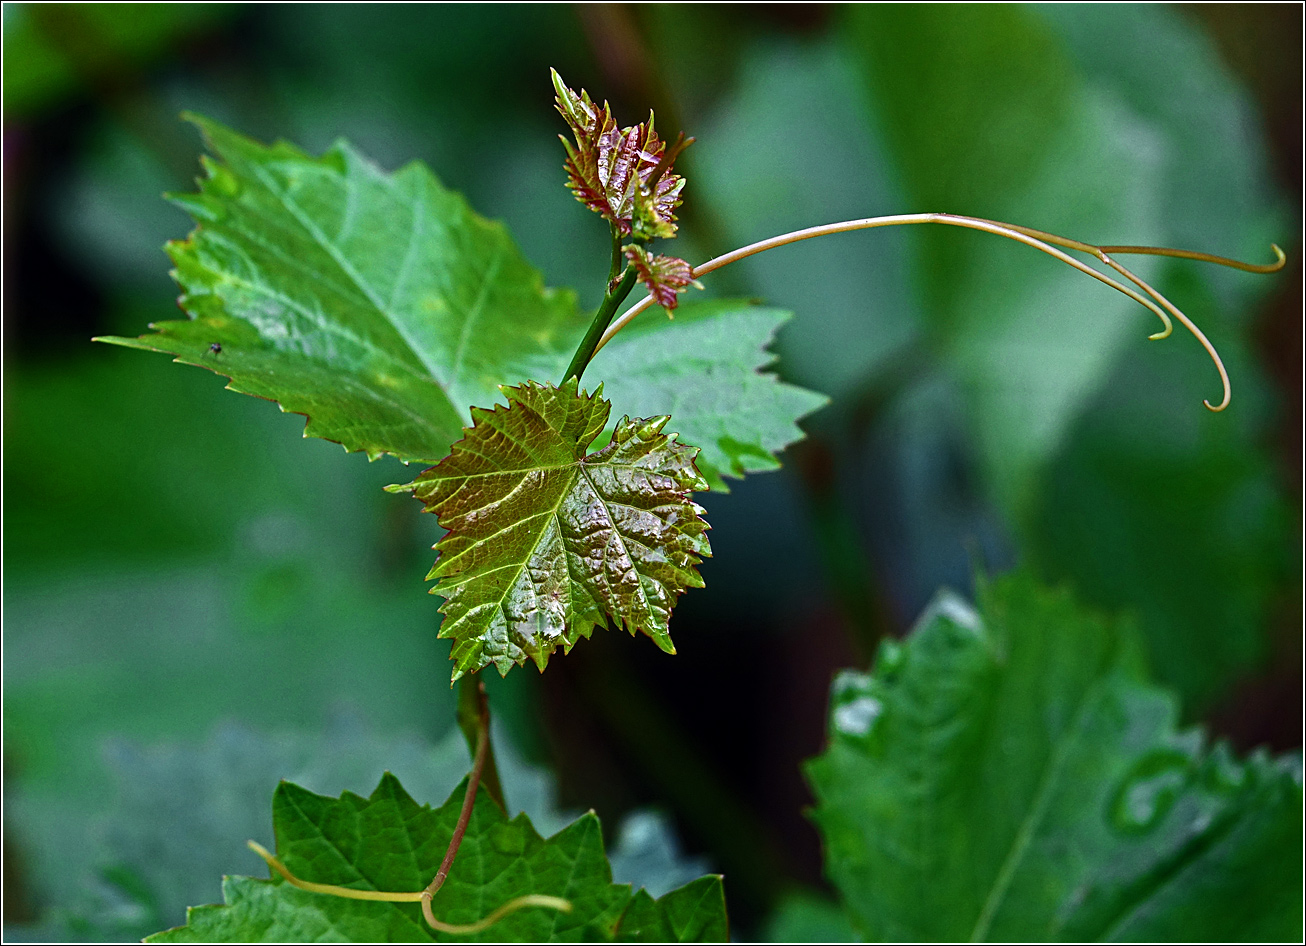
[3,3,1300,940]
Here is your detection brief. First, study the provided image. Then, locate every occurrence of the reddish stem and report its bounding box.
[421,679,491,928]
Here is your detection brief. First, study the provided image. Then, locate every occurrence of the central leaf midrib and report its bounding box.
[445,448,660,648]
[968,679,1104,941]
[447,460,586,643]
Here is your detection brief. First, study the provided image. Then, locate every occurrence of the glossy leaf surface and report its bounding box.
[96,114,587,463]
[390,380,710,680]
[552,69,687,238]
[807,573,1303,942]
[148,773,726,943]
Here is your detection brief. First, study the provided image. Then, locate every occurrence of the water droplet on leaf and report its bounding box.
[834,696,883,738]
[1109,750,1192,834]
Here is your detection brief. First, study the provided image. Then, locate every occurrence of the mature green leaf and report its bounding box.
[1030,328,1289,707]
[1023,4,1290,708]
[390,380,710,680]
[147,773,726,943]
[616,877,728,943]
[94,118,824,482]
[807,573,1303,942]
[96,114,587,463]
[763,892,859,943]
[591,302,829,492]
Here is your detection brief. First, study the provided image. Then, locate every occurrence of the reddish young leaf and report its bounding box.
[623,245,702,311]
[388,379,711,681]
[552,69,689,238]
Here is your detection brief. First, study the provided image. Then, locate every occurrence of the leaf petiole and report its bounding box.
[421,678,493,926]
[457,676,505,811]
[592,212,1285,412]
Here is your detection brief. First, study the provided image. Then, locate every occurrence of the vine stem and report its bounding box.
[590,212,1285,412]
[563,264,640,384]
[244,679,572,933]
[457,675,505,812]
[418,680,493,926]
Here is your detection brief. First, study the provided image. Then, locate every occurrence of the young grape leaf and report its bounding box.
[389,379,710,681]
[591,301,829,492]
[623,244,700,311]
[551,69,688,239]
[807,573,1303,942]
[147,773,727,943]
[95,114,588,463]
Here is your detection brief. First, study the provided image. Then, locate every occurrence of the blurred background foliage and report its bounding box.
[3,3,1300,941]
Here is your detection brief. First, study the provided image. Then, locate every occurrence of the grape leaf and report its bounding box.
[95,114,587,463]
[845,5,1162,510]
[807,573,1303,942]
[146,773,727,943]
[763,892,858,943]
[45,719,704,943]
[93,118,826,483]
[615,877,728,943]
[623,244,699,311]
[590,301,829,492]
[389,379,711,681]
[552,69,688,239]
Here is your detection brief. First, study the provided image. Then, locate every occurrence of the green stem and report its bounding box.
[561,264,639,384]
[456,676,505,812]
[607,225,623,288]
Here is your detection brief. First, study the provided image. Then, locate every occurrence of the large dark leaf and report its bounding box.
[807,573,1302,941]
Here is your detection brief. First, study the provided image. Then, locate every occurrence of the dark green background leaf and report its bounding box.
[807,573,1302,942]
[1021,5,1292,708]
[148,773,726,943]
[846,4,1165,510]
[1030,325,1289,705]
[590,302,829,492]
